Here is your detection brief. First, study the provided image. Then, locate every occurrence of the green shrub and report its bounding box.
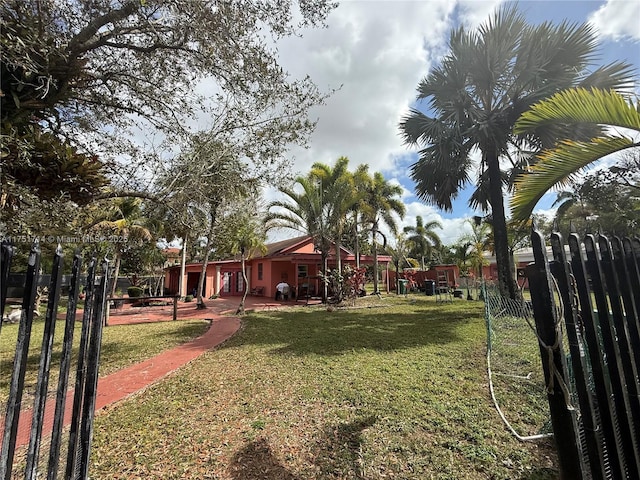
[127,286,144,298]
[184,295,193,302]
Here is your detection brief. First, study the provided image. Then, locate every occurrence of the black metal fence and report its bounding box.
[1,241,108,480]
[527,229,640,479]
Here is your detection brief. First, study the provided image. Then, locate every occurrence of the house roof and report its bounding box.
[165,234,391,271]
[260,235,312,257]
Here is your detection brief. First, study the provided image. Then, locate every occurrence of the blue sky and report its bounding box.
[270,0,640,245]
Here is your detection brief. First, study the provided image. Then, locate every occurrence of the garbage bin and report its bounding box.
[424,280,435,296]
[398,279,409,294]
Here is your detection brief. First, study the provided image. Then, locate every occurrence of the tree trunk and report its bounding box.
[197,209,217,309]
[395,262,400,294]
[321,251,328,303]
[372,223,379,295]
[110,253,121,297]
[354,214,360,269]
[335,235,342,274]
[179,235,187,298]
[485,149,519,300]
[236,254,248,315]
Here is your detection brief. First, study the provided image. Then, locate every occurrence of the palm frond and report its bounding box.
[514,87,640,134]
[511,135,638,220]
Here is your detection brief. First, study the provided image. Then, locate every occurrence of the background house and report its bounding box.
[164,235,392,299]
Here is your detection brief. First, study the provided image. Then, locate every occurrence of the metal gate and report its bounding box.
[1,241,109,480]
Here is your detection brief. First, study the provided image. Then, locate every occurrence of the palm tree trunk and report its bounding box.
[321,251,328,302]
[110,253,121,297]
[179,235,187,298]
[236,254,248,315]
[354,214,360,269]
[372,223,379,295]
[486,150,519,300]
[197,239,211,308]
[335,234,342,274]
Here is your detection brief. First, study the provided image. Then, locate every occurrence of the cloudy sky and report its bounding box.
[267,0,640,245]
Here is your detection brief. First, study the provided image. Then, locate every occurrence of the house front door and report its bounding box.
[220,269,244,296]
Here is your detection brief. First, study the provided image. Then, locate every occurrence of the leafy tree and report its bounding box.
[219,211,267,315]
[387,233,412,294]
[551,168,640,237]
[511,88,640,220]
[360,170,406,294]
[399,6,634,299]
[160,137,257,307]
[403,216,442,270]
[1,0,334,183]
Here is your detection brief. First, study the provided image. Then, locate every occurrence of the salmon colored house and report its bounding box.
[164,235,392,299]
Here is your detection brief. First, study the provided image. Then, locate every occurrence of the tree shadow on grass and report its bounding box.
[228,416,377,480]
[312,415,377,479]
[229,437,298,480]
[236,305,481,356]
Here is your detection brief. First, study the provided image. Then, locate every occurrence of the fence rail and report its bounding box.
[527,230,640,479]
[0,241,108,480]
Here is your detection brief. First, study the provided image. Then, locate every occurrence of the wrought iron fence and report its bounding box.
[527,230,640,479]
[1,241,108,480]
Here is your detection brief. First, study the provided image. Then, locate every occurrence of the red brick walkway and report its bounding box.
[5,295,304,448]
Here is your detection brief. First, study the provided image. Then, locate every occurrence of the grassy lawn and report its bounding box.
[90,295,558,479]
[0,318,210,405]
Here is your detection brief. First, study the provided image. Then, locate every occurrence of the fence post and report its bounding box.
[527,228,586,478]
[549,232,607,480]
[47,252,83,480]
[584,235,640,477]
[0,241,41,480]
[567,234,627,479]
[25,246,64,480]
[0,242,14,336]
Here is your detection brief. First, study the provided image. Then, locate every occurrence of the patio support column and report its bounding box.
[386,262,389,293]
[215,265,221,297]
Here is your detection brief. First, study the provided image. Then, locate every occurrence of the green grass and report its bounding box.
[0,318,210,404]
[89,295,558,479]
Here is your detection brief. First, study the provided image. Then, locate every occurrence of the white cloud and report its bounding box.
[263,0,504,242]
[458,0,504,28]
[276,0,463,176]
[400,201,473,246]
[588,0,640,41]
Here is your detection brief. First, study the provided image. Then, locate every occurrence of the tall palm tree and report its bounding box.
[309,156,353,274]
[460,218,491,281]
[91,197,152,297]
[348,163,372,268]
[265,175,332,301]
[361,171,406,294]
[511,87,640,220]
[399,5,634,299]
[403,215,442,270]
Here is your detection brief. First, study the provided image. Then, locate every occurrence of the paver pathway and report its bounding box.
[7,295,306,448]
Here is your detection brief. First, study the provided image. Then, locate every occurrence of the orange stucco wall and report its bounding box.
[167,257,392,298]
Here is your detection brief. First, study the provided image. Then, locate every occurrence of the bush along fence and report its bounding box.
[1,241,109,480]
[527,229,640,479]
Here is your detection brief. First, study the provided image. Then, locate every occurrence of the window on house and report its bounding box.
[258,263,263,280]
[298,265,308,278]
